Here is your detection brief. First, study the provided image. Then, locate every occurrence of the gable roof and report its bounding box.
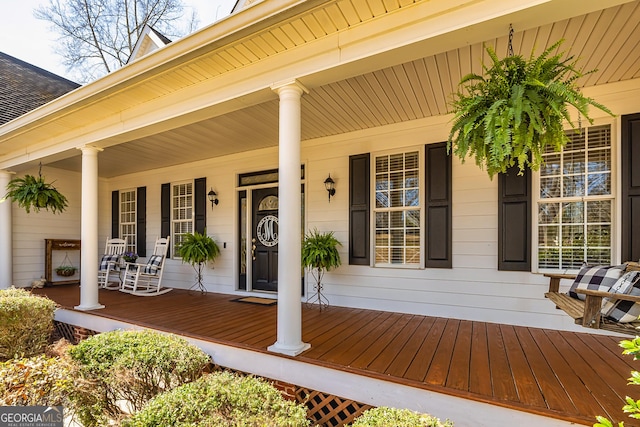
[230,0,263,13]
[128,25,172,63]
[0,52,79,126]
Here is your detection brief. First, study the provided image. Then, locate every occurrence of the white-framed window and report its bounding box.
[373,150,421,267]
[537,124,613,270]
[119,189,136,253]
[172,181,193,257]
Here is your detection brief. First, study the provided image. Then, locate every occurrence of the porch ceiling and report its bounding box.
[21,0,640,177]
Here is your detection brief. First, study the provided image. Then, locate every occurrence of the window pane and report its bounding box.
[376,230,389,247]
[538,203,559,224]
[562,202,583,223]
[587,224,610,247]
[561,225,583,246]
[561,248,584,269]
[376,174,389,190]
[390,190,403,207]
[563,176,584,197]
[588,125,611,149]
[376,211,388,228]
[538,248,559,269]
[587,248,610,266]
[564,129,585,151]
[538,225,559,247]
[540,154,560,176]
[376,156,388,173]
[587,200,611,223]
[588,148,610,172]
[587,173,610,196]
[540,177,560,199]
[563,151,585,175]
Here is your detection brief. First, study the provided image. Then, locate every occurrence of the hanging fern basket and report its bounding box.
[447,38,615,178]
[4,166,69,214]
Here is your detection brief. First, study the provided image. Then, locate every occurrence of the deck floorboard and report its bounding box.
[33,285,638,426]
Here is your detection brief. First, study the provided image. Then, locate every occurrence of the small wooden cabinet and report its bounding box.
[45,239,81,285]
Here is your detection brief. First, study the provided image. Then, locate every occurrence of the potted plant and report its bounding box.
[4,166,68,214]
[447,39,614,178]
[177,230,220,293]
[55,265,77,277]
[122,251,138,263]
[301,229,342,310]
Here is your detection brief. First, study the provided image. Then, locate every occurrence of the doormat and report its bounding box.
[232,296,277,306]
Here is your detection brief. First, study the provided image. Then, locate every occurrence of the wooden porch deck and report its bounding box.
[33,285,638,426]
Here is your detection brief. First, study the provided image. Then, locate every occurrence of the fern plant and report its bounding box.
[448,39,614,178]
[302,229,341,309]
[178,230,220,292]
[4,174,68,214]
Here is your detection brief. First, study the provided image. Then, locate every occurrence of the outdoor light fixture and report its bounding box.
[207,188,219,208]
[324,174,336,202]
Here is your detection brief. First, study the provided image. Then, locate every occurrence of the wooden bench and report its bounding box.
[544,263,640,336]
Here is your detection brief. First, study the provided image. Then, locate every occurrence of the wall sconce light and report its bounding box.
[207,188,219,209]
[324,174,336,202]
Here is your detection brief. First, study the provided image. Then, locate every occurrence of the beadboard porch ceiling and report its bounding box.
[16,0,640,177]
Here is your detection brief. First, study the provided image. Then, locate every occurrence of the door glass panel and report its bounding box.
[258,195,278,211]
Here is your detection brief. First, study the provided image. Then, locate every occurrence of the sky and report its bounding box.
[0,0,238,81]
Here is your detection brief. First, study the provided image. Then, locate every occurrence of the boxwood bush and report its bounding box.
[0,353,74,406]
[0,287,57,360]
[123,371,310,427]
[349,407,453,427]
[68,329,211,426]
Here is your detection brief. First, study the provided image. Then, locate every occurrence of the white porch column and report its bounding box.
[0,170,13,289]
[75,146,104,310]
[268,81,310,356]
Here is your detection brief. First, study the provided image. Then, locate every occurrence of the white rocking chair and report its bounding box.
[98,237,127,290]
[120,237,172,296]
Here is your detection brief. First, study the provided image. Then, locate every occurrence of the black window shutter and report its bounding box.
[111,190,119,239]
[194,177,206,235]
[498,165,531,271]
[349,153,370,265]
[425,142,452,268]
[161,183,171,256]
[137,187,147,257]
[622,113,640,262]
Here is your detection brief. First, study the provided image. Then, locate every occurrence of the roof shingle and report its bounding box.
[0,51,80,126]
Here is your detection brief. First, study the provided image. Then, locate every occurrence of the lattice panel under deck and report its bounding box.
[296,388,372,427]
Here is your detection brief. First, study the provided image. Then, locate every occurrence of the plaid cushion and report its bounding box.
[99,254,120,271]
[568,264,625,300]
[601,271,640,323]
[143,255,164,275]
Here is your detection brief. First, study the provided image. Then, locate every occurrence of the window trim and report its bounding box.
[533,119,618,273]
[370,147,425,269]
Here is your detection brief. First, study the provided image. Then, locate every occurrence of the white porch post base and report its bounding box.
[267,341,311,357]
[74,303,105,311]
[269,80,309,356]
[75,145,104,311]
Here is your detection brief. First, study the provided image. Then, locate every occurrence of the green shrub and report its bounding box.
[349,407,453,427]
[68,329,211,426]
[123,371,310,427]
[0,353,74,406]
[0,287,57,360]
